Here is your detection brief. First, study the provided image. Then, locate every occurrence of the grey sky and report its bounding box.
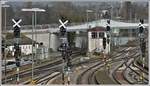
[1,0,149,2]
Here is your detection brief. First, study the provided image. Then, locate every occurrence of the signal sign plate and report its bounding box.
[59,19,68,28]
[12,19,22,28]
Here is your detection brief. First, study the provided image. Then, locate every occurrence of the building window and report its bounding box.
[91,32,97,39]
[99,32,104,38]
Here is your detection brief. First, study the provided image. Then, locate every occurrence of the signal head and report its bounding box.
[107,20,110,24]
[140,19,144,24]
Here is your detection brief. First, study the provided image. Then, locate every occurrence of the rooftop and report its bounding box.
[2,33,37,46]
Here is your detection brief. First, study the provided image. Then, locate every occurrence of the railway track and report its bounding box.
[37,54,103,84]
[77,48,146,84]
[25,50,93,85]
[124,57,149,84]
[2,59,62,84]
[112,49,139,84]
[123,63,149,84]
[112,46,148,84]
[76,47,137,84]
[2,50,83,84]
[23,51,85,84]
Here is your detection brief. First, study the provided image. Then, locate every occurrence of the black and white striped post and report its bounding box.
[12,19,22,84]
[58,18,72,84]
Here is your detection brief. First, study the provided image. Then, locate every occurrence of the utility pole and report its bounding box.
[12,19,22,84]
[138,19,146,83]
[58,18,72,84]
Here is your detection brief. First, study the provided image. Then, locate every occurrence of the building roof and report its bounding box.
[49,19,148,32]
[3,33,37,46]
[88,26,105,32]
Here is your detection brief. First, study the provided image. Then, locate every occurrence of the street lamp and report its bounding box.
[21,8,45,83]
[22,8,45,49]
[2,1,10,84]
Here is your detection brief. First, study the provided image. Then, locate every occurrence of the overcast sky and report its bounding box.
[1,0,149,2]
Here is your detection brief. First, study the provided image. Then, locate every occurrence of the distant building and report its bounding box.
[2,33,38,56]
[101,10,110,19]
[120,1,132,20]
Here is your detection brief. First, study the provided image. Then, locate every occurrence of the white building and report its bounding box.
[88,26,110,54]
[8,44,33,55]
[3,33,38,56]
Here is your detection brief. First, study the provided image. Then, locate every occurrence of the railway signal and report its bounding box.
[139,26,144,34]
[58,18,71,84]
[106,19,111,45]
[138,19,146,56]
[60,26,66,36]
[141,41,146,57]
[106,26,110,32]
[59,19,68,29]
[13,19,21,38]
[107,34,110,44]
[12,19,22,28]
[140,19,144,24]
[106,26,110,31]
[12,18,22,84]
[138,19,146,83]
[103,37,106,50]
[138,19,145,37]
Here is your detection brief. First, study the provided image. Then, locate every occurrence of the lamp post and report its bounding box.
[21,8,45,84]
[2,1,10,83]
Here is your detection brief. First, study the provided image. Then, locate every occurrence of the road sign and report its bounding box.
[12,19,22,28]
